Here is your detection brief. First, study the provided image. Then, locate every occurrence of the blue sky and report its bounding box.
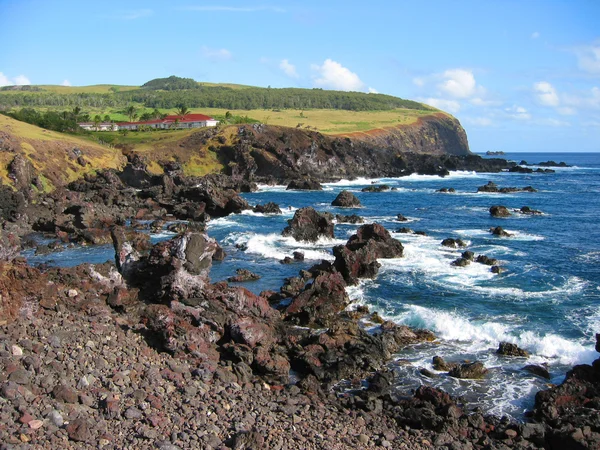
[1,0,599,152]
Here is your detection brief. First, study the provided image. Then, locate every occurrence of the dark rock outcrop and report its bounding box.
[227,269,261,283]
[441,238,466,248]
[478,181,537,193]
[282,207,334,242]
[497,342,529,357]
[361,184,390,193]
[490,205,511,218]
[490,226,512,237]
[333,224,403,285]
[331,190,361,207]
[286,179,323,191]
[448,362,488,379]
[253,202,282,214]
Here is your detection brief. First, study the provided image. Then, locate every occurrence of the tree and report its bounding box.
[103,114,111,122]
[93,115,102,131]
[126,105,137,122]
[175,105,190,119]
[72,106,82,122]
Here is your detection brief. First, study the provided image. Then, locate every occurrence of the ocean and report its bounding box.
[25,152,600,419]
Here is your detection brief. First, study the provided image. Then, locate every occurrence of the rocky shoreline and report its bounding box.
[1,154,599,449]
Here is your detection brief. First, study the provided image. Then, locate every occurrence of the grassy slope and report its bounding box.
[0,115,125,190]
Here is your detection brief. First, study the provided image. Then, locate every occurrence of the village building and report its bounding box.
[78,122,119,131]
[78,114,219,131]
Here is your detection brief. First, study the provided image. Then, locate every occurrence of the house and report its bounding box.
[78,122,119,131]
[79,113,219,131]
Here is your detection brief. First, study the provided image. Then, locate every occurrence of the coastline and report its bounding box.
[1,153,599,448]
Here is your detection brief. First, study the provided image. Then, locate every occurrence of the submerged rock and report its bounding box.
[361,185,390,192]
[227,269,261,283]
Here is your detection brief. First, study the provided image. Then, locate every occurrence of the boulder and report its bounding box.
[432,356,458,371]
[284,271,349,327]
[282,207,334,242]
[331,190,361,207]
[519,206,542,215]
[490,205,511,218]
[227,269,261,283]
[333,223,403,285]
[451,258,470,267]
[441,238,467,248]
[286,179,323,191]
[361,185,390,192]
[396,214,408,222]
[490,226,512,237]
[462,251,475,261]
[253,202,282,214]
[497,342,529,357]
[448,362,488,379]
[335,214,364,224]
[476,255,498,266]
[523,364,550,379]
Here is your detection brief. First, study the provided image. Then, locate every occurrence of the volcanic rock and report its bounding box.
[490,226,512,237]
[228,269,261,283]
[441,238,467,248]
[333,223,403,285]
[497,342,529,357]
[448,362,488,379]
[361,185,390,192]
[282,207,334,242]
[331,190,361,207]
[253,202,282,214]
[490,205,511,217]
[286,179,323,190]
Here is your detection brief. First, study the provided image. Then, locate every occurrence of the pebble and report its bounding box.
[67,289,79,298]
[358,434,369,444]
[11,345,23,356]
[49,410,64,427]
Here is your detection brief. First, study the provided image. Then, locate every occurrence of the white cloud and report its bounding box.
[506,105,531,120]
[422,97,461,113]
[0,72,10,86]
[573,42,600,75]
[114,9,153,20]
[0,72,31,86]
[311,59,365,91]
[181,6,286,13]
[439,69,479,99]
[557,106,576,115]
[279,59,298,78]
[538,118,571,127]
[531,32,540,39]
[368,87,379,94]
[61,79,72,87]
[534,81,559,107]
[14,75,30,85]
[412,77,425,87]
[201,46,233,62]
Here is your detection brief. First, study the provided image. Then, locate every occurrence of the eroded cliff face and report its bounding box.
[215,116,505,182]
[339,113,471,156]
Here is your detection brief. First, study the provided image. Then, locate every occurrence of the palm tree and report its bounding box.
[93,114,102,131]
[72,106,82,122]
[126,105,137,122]
[175,105,190,119]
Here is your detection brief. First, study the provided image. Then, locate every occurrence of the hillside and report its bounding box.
[0,115,124,191]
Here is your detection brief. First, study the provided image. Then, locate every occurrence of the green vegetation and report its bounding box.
[0,78,432,112]
[3,107,90,133]
[141,75,199,91]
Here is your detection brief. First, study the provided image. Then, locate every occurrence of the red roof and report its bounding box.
[116,113,216,127]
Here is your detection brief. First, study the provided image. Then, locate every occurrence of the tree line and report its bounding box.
[0,85,431,112]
